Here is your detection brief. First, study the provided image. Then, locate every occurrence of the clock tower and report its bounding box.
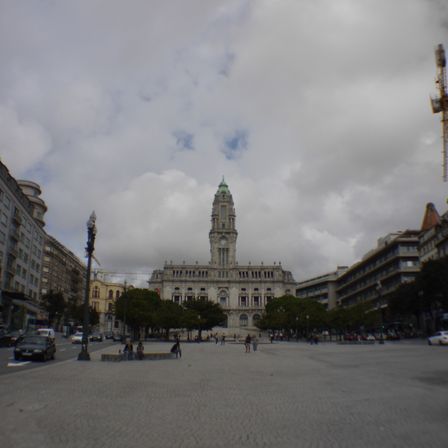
[209,178,237,267]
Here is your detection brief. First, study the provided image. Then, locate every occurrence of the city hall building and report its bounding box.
[148,179,297,332]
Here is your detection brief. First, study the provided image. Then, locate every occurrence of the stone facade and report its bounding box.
[41,234,86,307]
[0,162,47,328]
[0,164,46,300]
[89,274,126,334]
[419,202,448,262]
[149,179,297,332]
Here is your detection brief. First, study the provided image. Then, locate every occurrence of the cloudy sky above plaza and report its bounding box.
[1,0,448,285]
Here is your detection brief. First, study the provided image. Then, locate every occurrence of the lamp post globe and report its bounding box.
[78,211,97,361]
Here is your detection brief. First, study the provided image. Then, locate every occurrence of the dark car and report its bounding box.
[14,336,56,362]
[104,331,114,340]
[90,332,103,342]
[0,330,26,347]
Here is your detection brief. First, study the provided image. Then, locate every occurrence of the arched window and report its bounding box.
[219,290,228,307]
[253,314,261,324]
[108,289,113,299]
[240,314,248,327]
[93,286,99,298]
[115,290,120,299]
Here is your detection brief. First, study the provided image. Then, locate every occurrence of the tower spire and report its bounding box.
[209,179,237,266]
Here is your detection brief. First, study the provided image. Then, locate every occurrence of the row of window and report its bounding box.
[92,287,122,300]
[172,270,209,278]
[173,287,272,293]
[171,295,272,307]
[239,314,261,327]
[239,271,275,279]
[339,244,418,286]
[170,270,278,279]
[91,301,114,312]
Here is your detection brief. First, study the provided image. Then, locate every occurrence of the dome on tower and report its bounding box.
[218,177,229,194]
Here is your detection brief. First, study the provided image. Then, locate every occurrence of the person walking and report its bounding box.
[136,341,144,360]
[123,341,134,360]
[171,335,182,358]
[252,336,258,352]
[245,334,251,353]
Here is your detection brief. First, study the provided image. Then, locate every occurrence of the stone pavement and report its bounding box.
[0,341,447,448]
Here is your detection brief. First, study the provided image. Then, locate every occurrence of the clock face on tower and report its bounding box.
[220,237,227,246]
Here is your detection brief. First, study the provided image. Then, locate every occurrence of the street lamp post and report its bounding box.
[296,316,299,341]
[122,280,128,340]
[78,212,97,361]
[376,282,385,345]
[306,314,310,340]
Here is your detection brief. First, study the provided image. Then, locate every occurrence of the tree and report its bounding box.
[327,303,380,336]
[41,291,67,326]
[419,257,448,309]
[183,299,226,340]
[114,289,161,337]
[387,257,448,332]
[257,295,327,339]
[67,304,99,328]
[153,300,184,339]
[387,281,424,325]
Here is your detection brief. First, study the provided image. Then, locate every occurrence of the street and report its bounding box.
[0,334,117,376]
[0,340,447,448]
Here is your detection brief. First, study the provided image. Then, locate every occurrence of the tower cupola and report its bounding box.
[209,177,237,266]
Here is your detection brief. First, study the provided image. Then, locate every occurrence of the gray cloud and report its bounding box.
[1,0,447,285]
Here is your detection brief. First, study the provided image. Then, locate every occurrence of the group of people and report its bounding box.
[244,334,258,353]
[122,341,145,360]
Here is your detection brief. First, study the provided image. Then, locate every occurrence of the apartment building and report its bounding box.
[0,162,47,328]
[419,202,448,262]
[296,266,348,310]
[337,230,421,309]
[41,235,86,307]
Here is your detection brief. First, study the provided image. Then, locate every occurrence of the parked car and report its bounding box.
[8,330,26,346]
[104,331,114,340]
[90,332,103,342]
[428,331,448,346]
[14,336,56,361]
[112,333,123,342]
[36,328,56,341]
[112,333,130,342]
[361,334,376,341]
[71,332,84,344]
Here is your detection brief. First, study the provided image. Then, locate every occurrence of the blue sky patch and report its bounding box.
[223,129,248,160]
[173,130,194,151]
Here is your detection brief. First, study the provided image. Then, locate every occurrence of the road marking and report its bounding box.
[59,348,66,352]
[7,361,31,367]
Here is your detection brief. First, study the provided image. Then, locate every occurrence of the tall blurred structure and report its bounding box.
[430,43,448,182]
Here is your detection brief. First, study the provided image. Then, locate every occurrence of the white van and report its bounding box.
[37,328,56,341]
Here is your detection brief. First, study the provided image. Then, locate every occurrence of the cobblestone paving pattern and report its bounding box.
[0,341,447,448]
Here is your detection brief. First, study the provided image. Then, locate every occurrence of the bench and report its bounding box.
[101,352,176,362]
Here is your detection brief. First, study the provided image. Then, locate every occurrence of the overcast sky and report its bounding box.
[1,0,448,286]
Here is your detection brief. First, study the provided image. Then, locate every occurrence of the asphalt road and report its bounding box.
[0,334,119,376]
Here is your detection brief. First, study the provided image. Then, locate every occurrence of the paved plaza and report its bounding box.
[0,340,447,448]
